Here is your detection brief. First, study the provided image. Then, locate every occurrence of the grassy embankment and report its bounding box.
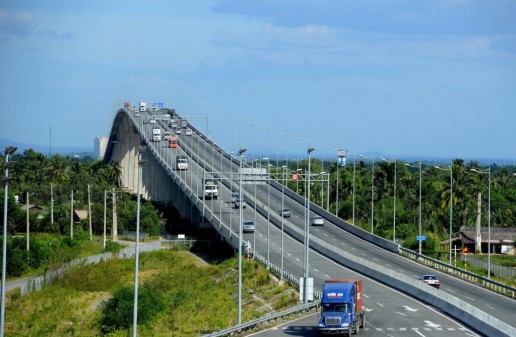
[5,249,298,336]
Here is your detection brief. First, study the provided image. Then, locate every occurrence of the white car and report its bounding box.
[185,128,193,136]
[175,127,182,135]
[311,215,324,226]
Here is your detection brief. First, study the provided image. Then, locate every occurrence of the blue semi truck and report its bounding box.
[318,278,365,336]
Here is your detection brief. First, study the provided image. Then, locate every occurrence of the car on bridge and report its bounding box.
[418,274,440,289]
[278,208,291,218]
[243,220,255,233]
[311,215,324,226]
[232,198,246,209]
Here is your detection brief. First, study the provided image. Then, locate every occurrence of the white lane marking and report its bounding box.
[313,268,319,273]
[295,258,300,262]
[403,306,418,312]
[396,311,407,316]
[361,253,367,256]
[351,247,356,251]
[323,233,329,237]
[363,294,370,299]
[324,274,330,278]
[447,288,455,293]
[287,253,292,257]
[424,320,441,328]
[377,303,384,307]
[372,258,379,261]
[363,306,373,312]
[485,304,495,310]
[414,330,427,337]
[465,296,475,301]
[385,264,391,267]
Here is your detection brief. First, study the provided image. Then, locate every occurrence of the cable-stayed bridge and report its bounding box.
[104,99,515,337]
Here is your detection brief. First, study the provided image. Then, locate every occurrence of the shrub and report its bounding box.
[98,283,166,332]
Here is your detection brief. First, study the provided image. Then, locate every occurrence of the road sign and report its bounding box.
[416,235,427,241]
[158,102,164,109]
[291,173,299,181]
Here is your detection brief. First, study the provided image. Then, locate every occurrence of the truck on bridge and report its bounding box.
[176,156,188,170]
[152,127,161,142]
[318,278,365,336]
[204,180,219,199]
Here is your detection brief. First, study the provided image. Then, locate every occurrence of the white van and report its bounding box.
[139,102,147,112]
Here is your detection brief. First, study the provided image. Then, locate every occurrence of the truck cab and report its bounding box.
[204,180,218,199]
[318,279,364,336]
[176,156,188,170]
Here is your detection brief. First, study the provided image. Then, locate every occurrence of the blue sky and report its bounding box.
[0,0,515,161]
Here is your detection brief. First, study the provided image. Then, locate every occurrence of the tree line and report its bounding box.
[274,158,516,255]
[0,149,162,239]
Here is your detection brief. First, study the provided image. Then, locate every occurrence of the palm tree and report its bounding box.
[107,161,122,187]
[47,155,70,185]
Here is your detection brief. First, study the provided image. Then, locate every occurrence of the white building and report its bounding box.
[94,136,108,159]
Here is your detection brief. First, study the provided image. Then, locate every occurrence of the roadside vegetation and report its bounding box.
[5,249,298,337]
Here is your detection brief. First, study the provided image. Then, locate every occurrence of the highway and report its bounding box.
[131,109,515,337]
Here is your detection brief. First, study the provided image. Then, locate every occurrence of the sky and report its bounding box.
[0,0,515,161]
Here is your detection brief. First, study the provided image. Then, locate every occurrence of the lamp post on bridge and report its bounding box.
[237,148,247,325]
[303,147,315,304]
[360,154,375,234]
[132,145,146,337]
[434,164,453,265]
[405,162,422,254]
[381,157,397,242]
[470,166,491,279]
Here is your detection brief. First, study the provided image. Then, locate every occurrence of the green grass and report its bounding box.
[5,249,299,337]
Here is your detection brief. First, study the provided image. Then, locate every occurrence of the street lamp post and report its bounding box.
[360,154,375,233]
[237,148,246,325]
[132,146,146,337]
[435,164,453,265]
[381,158,397,242]
[303,147,315,304]
[406,162,422,254]
[280,165,287,281]
[471,166,491,279]
[1,146,17,337]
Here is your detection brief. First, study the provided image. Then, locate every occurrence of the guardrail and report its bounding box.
[399,247,516,298]
[202,251,321,337]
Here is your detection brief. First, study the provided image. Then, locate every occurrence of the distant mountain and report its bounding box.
[0,138,93,157]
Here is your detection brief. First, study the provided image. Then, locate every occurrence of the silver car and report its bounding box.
[243,220,255,233]
[311,215,324,226]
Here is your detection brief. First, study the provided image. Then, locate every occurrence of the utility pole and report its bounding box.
[88,184,92,241]
[26,192,34,251]
[112,187,118,241]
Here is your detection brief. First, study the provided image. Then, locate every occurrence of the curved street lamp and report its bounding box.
[2,146,17,336]
[470,166,491,279]
[434,164,453,265]
[405,162,422,254]
[237,148,247,325]
[133,145,146,337]
[303,147,315,304]
[360,154,375,233]
[381,157,397,242]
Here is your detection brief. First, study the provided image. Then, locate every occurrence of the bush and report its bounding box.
[98,283,166,332]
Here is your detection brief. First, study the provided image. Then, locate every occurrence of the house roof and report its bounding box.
[460,226,516,244]
[74,210,89,220]
[20,204,44,212]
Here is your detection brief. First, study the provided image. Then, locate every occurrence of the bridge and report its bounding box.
[104,105,515,337]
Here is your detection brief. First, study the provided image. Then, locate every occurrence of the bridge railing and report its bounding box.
[202,250,321,337]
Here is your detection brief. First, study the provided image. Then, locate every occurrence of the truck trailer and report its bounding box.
[318,278,365,336]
